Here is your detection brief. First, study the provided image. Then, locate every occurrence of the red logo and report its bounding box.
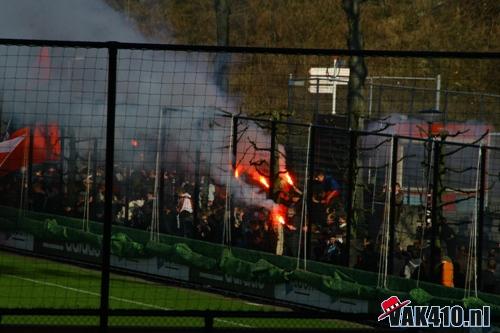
[378,296,411,321]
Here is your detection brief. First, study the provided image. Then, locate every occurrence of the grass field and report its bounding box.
[0,250,371,329]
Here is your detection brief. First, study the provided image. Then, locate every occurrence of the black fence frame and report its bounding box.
[1,38,499,333]
[230,113,499,274]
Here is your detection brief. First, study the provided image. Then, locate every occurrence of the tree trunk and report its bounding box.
[342,0,368,263]
[214,0,231,91]
[342,0,367,130]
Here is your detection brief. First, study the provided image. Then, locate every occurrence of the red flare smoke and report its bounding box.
[37,46,51,80]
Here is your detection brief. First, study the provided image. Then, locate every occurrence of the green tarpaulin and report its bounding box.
[1,205,499,317]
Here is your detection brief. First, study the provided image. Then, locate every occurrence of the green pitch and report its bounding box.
[0,250,370,329]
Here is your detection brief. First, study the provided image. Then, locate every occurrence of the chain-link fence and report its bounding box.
[0,40,499,332]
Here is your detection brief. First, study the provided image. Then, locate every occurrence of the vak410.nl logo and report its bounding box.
[378,296,491,328]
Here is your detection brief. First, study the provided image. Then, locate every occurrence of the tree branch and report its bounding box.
[438,196,474,208]
[443,186,477,195]
[359,138,391,151]
[444,166,477,174]
[443,130,489,157]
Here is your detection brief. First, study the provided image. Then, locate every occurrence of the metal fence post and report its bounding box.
[91,138,98,220]
[377,85,383,118]
[306,125,316,261]
[314,78,320,122]
[232,116,238,172]
[158,108,167,229]
[193,147,201,225]
[193,119,201,227]
[27,126,34,210]
[269,120,277,200]
[100,42,117,333]
[228,116,238,246]
[430,139,441,274]
[344,130,357,267]
[388,136,399,275]
[59,128,65,199]
[477,145,487,288]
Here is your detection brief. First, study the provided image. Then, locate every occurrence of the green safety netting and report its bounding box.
[409,288,433,305]
[111,232,144,258]
[220,249,286,282]
[174,243,217,270]
[0,206,499,317]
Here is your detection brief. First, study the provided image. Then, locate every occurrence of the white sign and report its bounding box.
[309,65,350,114]
[308,67,350,94]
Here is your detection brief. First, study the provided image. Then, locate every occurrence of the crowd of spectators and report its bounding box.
[0,162,498,293]
[355,184,500,293]
[0,164,349,263]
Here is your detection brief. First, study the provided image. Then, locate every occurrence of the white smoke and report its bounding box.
[0,0,148,42]
[0,0,284,207]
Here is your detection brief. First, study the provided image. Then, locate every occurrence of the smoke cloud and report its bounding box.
[0,0,147,42]
[0,0,282,208]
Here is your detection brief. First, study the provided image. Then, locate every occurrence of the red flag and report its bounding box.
[0,133,28,176]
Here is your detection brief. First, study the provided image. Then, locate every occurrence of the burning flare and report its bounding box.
[283,172,294,186]
[259,175,270,189]
[272,204,287,226]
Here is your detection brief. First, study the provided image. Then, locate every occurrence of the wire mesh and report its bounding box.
[0,41,499,330]
[0,45,107,325]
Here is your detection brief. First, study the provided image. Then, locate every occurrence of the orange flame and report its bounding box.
[235,168,240,178]
[259,175,270,189]
[245,168,270,190]
[272,204,287,226]
[283,172,294,186]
